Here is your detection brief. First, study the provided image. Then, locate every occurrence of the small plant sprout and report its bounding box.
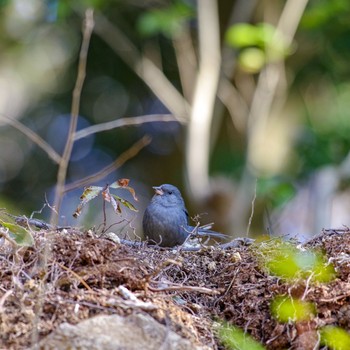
[73,178,138,220]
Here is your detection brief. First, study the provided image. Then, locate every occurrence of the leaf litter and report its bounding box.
[1,227,350,348]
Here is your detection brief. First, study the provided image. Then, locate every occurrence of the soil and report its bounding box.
[0,227,350,349]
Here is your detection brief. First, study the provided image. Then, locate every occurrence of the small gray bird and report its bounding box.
[143,184,226,247]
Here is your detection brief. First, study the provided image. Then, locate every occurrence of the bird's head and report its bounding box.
[151,184,185,207]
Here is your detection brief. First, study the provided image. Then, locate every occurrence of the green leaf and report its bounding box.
[102,187,121,214]
[218,323,266,350]
[257,177,296,208]
[137,1,193,38]
[112,194,138,212]
[0,219,34,246]
[110,179,138,201]
[73,185,103,218]
[238,47,265,73]
[320,325,350,350]
[271,296,316,322]
[257,240,336,282]
[226,23,261,48]
[301,0,350,29]
[226,22,290,71]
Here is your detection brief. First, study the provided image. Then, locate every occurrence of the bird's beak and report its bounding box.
[153,186,164,196]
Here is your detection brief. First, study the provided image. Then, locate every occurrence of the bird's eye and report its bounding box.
[168,191,173,195]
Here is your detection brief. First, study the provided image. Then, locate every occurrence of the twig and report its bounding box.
[31,11,94,346]
[109,297,158,311]
[217,78,249,133]
[116,285,157,310]
[301,272,314,301]
[172,27,197,103]
[247,0,309,147]
[0,114,61,163]
[50,9,94,225]
[0,228,18,248]
[232,0,309,232]
[148,283,220,295]
[101,185,107,233]
[74,114,176,141]
[93,13,190,122]
[246,178,257,236]
[63,135,151,193]
[144,259,182,284]
[179,222,201,249]
[58,262,93,291]
[216,0,257,133]
[0,290,13,312]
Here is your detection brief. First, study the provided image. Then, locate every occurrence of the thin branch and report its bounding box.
[148,283,220,295]
[247,0,309,147]
[93,13,190,122]
[64,135,151,193]
[217,78,249,133]
[0,290,13,312]
[74,114,176,141]
[0,114,61,164]
[50,9,94,225]
[58,262,93,291]
[0,228,18,248]
[116,285,157,310]
[233,0,309,232]
[246,178,257,236]
[144,259,182,283]
[211,0,257,162]
[172,27,198,103]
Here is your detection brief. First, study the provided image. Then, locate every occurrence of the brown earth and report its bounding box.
[0,227,349,349]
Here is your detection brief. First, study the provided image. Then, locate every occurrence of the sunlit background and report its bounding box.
[1,0,350,240]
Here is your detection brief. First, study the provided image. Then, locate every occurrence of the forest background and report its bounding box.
[0,0,349,241]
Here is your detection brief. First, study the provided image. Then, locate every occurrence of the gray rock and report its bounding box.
[32,313,206,350]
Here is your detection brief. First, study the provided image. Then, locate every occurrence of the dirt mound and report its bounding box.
[0,228,349,349]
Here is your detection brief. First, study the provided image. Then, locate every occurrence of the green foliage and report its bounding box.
[257,240,336,282]
[320,325,350,350]
[218,323,266,350]
[0,217,34,246]
[257,177,296,208]
[226,23,275,49]
[237,48,266,73]
[137,1,193,38]
[1,0,350,236]
[301,0,350,28]
[271,296,316,322]
[57,0,106,18]
[296,81,350,176]
[225,23,290,72]
[0,0,10,8]
[73,179,138,218]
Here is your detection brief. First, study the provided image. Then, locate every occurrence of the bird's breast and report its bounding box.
[143,204,188,246]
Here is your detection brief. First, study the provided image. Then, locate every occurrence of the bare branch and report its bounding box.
[93,13,190,122]
[173,27,198,103]
[0,114,61,164]
[74,114,177,141]
[247,0,309,148]
[50,9,94,225]
[148,283,220,295]
[58,262,93,291]
[233,0,309,232]
[64,135,151,193]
